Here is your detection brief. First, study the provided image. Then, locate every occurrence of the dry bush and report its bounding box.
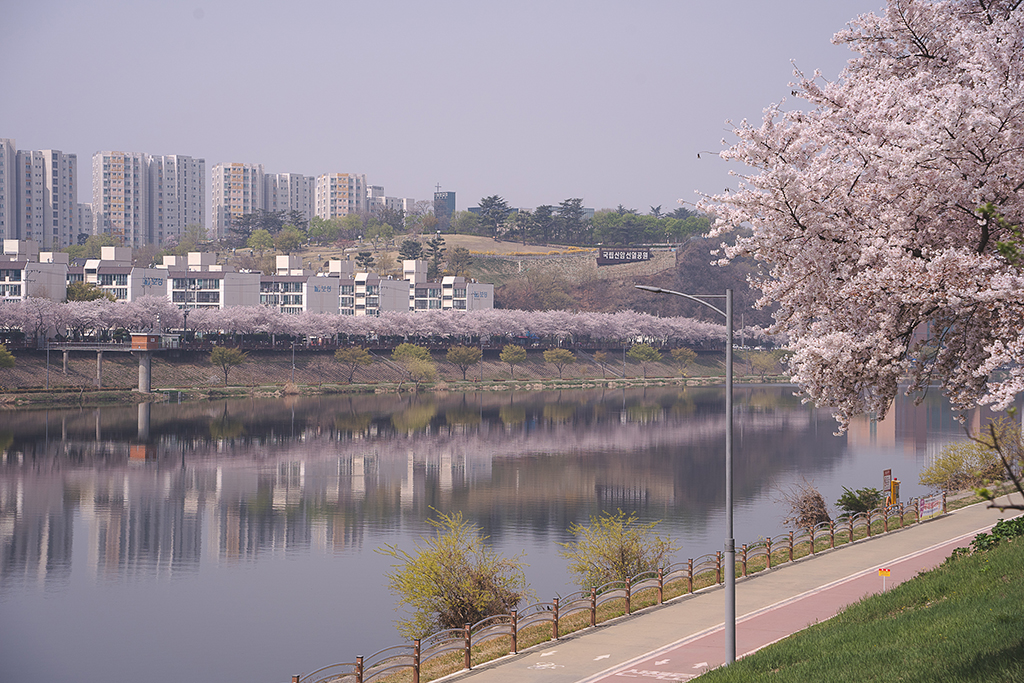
[778,479,831,531]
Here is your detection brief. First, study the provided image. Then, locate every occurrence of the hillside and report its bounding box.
[226,232,772,326]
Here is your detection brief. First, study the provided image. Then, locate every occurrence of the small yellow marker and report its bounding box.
[879,567,891,590]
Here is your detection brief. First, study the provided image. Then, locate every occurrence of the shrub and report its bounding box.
[378,511,531,639]
[919,418,1022,492]
[779,480,831,530]
[559,509,678,590]
[836,486,884,517]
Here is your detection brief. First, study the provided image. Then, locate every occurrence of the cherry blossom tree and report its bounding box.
[701,0,1024,427]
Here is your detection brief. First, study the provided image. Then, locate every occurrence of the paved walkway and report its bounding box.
[448,496,1020,683]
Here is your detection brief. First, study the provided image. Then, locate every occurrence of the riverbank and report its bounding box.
[1,347,786,408]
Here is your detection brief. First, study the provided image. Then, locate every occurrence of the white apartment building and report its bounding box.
[93,151,150,249]
[315,173,366,219]
[265,173,315,225]
[77,203,93,239]
[0,139,14,240]
[16,148,79,249]
[367,185,416,217]
[0,239,67,303]
[149,155,205,246]
[212,162,264,241]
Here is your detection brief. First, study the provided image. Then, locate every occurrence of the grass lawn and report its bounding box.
[699,535,1024,682]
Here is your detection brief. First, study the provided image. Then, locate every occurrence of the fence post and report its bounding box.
[848,516,854,541]
[292,677,300,683]
[867,511,872,537]
[742,544,748,576]
[766,538,772,569]
[687,558,693,593]
[413,639,421,683]
[809,527,816,554]
[464,624,471,670]
[830,520,835,549]
[884,508,889,533]
[356,656,363,683]
[512,610,518,654]
[788,531,794,562]
[942,491,947,514]
[658,568,664,604]
[899,502,904,527]
[590,587,597,627]
[553,597,560,640]
[716,551,722,584]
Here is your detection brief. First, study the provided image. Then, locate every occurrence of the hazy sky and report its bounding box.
[2,0,885,215]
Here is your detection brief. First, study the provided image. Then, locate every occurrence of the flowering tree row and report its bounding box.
[0,296,760,347]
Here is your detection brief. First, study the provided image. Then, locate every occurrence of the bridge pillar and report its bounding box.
[136,351,153,393]
[96,351,103,388]
[63,350,68,374]
[137,401,151,440]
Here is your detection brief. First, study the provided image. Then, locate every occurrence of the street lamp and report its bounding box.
[636,285,735,665]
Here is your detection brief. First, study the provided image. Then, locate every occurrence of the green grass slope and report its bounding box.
[701,527,1024,683]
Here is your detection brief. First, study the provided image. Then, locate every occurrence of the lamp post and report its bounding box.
[636,285,735,665]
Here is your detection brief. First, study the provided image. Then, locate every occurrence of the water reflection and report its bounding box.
[0,386,974,595]
[1,386,991,683]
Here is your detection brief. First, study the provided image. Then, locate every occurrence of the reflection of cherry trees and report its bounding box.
[0,299,773,347]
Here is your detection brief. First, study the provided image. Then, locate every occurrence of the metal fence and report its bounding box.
[290,494,946,683]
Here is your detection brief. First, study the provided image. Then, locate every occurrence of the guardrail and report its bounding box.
[290,494,946,683]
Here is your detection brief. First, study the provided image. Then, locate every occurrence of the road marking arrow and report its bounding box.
[594,654,611,660]
[694,662,708,668]
[540,651,557,657]
[655,659,670,665]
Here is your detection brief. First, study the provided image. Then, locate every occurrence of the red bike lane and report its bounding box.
[579,528,986,682]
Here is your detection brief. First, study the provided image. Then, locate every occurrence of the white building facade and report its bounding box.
[315,173,367,219]
[92,151,149,248]
[265,173,315,225]
[212,162,264,241]
[16,148,79,249]
[0,139,14,241]
[149,155,205,246]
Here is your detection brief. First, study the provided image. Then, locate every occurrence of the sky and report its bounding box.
[1,0,886,217]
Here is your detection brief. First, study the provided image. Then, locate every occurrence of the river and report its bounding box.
[0,385,978,682]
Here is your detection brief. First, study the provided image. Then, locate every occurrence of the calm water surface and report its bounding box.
[0,386,974,683]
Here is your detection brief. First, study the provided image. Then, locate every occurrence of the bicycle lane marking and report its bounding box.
[574,524,993,683]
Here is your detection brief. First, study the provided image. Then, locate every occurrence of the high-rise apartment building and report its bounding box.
[77,203,93,239]
[0,139,14,240]
[93,151,150,248]
[315,173,367,220]
[367,185,416,218]
[212,162,264,241]
[149,155,205,245]
[265,173,315,225]
[17,148,79,249]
